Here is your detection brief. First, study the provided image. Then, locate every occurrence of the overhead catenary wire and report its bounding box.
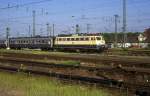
[0,0,149,22]
[0,0,52,10]
[0,20,44,26]
[0,0,149,35]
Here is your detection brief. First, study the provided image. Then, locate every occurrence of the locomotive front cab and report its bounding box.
[95,36,106,50]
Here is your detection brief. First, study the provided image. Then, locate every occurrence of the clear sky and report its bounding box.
[0,0,150,38]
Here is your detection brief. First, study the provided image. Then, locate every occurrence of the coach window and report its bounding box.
[71,38,75,41]
[36,40,38,43]
[67,38,70,41]
[42,40,45,43]
[96,37,101,40]
[93,37,96,40]
[80,38,84,41]
[30,40,32,44]
[91,37,94,40]
[10,41,12,43]
[63,38,66,41]
[76,38,79,41]
[59,38,62,41]
[85,38,89,41]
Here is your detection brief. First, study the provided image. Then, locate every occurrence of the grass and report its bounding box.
[32,59,81,66]
[0,49,81,66]
[0,71,125,96]
[0,49,79,56]
[59,60,80,66]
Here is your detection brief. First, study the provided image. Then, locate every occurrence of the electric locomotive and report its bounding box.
[54,33,106,52]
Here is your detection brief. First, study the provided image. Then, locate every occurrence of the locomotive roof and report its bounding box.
[10,36,51,39]
[57,33,102,37]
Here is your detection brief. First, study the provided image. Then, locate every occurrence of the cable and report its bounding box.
[0,0,52,10]
[0,20,45,27]
[0,12,47,21]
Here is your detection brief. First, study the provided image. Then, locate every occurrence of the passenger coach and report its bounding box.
[0,40,6,48]
[9,36,53,50]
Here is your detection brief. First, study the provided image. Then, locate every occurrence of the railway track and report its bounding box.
[0,57,150,74]
[104,49,150,56]
[1,52,150,68]
[0,63,117,85]
[0,56,150,92]
[127,50,150,56]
